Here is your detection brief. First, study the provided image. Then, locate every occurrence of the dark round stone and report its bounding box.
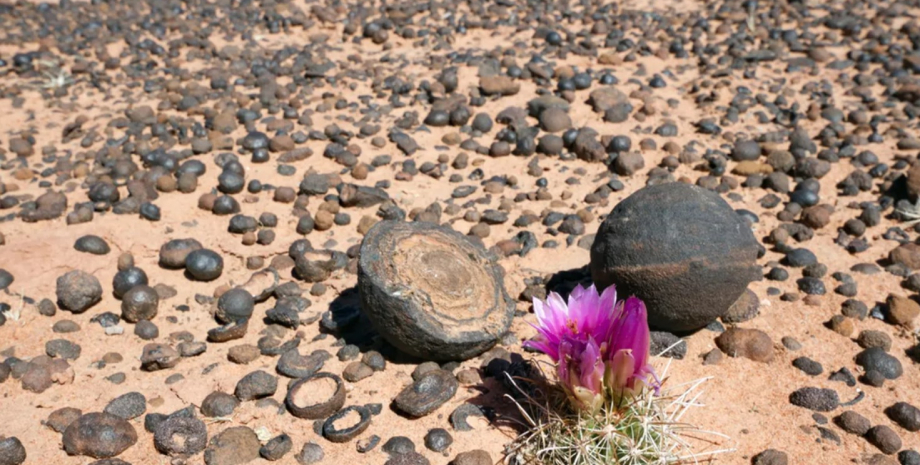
[783,248,817,267]
[899,450,920,465]
[134,320,159,340]
[866,425,902,455]
[112,267,149,299]
[200,391,239,418]
[0,270,12,292]
[731,140,761,161]
[121,285,159,323]
[56,270,103,314]
[74,235,111,255]
[218,170,245,194]
[590,183,760,332]
[212,195,241,215]
[855,348,902,380]
[0,437,26,465]
[381,436,415,456]
[139,203,160,221]
[185,249,223,281]
[796,277,826,295]
[424,110,450,127]
[470,114,492,134]
[423,428,452,452]
[358,221,514,361]
[217,288,255,323]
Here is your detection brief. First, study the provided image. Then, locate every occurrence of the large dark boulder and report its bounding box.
[358,221,514,361]
[590,183,760,332]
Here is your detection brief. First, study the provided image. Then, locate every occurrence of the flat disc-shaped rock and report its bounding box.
[358,221,514,361]
[590,183,761,332]
[322,406,372,443]
[63,412,138,459]
[285,372,345,419]
[394,369,458,417]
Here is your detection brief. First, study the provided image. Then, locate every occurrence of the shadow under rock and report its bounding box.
[544,265,593,300]
[325,286,426,365]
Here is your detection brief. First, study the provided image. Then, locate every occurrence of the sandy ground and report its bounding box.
[0,0,918,463]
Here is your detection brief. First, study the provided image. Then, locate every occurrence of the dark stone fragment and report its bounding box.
[382,436,415,456]
[449,403,486,431]
[796,277,825,295]
[63,413,138,459]
[394,370,459,417]
[104,392,146,420]
[828,367,856,387]
[234,370,277,401]
[789,387,839,412]
[792,357,823,376]
[855,348,903,380]
[323,406,372,443]
[649,331,686,359]
[260,434,292,461]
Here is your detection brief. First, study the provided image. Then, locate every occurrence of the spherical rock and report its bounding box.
[56,270,103,314]
[186,249,223,282]
[590,183,760,332]
[0,437,26,465]
[201,391,240,418]
[216,288,255,323]
[112,267,148,299]
[121,285,159,323]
